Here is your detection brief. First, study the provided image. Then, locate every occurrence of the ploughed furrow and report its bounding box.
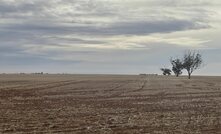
[0,80,77,91]
[133,77,148,92]
[0,80,89,99]
[105,77,147,98]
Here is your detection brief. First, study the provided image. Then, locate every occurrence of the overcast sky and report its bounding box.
[0,0,221,75]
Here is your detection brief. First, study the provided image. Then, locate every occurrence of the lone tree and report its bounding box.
[160,68,172,76]
[183,51,203,79]
[170,58,183,77]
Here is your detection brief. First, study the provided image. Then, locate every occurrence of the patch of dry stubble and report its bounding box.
[0,74,221,133]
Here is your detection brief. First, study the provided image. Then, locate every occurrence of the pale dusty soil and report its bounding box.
[0,74,221,134]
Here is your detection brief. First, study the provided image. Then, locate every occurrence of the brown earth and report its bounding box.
[0,74,221,134]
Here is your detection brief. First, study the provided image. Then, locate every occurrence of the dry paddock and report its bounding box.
[0,74,221,134]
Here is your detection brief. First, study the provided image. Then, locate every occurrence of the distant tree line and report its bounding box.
[161,50,203,79]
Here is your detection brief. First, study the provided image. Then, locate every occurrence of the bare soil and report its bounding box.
[0,74,221,134]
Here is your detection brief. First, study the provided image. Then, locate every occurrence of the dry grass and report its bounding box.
[0,74,221,134]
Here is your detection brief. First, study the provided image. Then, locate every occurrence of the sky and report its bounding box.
[0,0,221,75]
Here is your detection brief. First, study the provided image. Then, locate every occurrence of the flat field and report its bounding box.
[0,74,221,134]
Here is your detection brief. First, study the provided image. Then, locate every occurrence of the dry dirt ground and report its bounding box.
[0,74,221,134]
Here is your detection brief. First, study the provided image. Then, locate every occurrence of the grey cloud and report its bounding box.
[0,0,220,74]
[0,1,50,17]
[104,20,209,35]
[0,0,213,37]
[1,19,210,37]
[47,37,106,44]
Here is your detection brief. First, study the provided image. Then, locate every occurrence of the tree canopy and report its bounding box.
[183,51,203,79]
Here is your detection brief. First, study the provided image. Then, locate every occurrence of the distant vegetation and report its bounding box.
[183,51,203,79]
[161,50,203,79]
[160,68,172,76]
[170,58,183,77]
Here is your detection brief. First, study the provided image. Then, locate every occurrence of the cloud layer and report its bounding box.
[0,0,221,74]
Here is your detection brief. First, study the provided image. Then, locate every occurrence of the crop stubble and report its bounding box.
[0,74,221,133]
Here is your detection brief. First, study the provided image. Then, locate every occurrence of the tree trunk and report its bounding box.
[188,72,191,79]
